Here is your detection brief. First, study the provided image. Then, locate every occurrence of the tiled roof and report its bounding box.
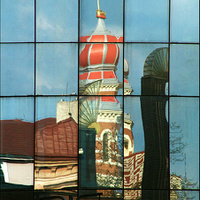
[0,120,34,157]
[0,117,78,161]
[35,117,78,161]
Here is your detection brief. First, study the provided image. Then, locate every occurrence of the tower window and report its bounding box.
[103,133,109,162]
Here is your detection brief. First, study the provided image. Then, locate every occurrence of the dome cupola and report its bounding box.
[124,59,129,79]
[79,3,121,72]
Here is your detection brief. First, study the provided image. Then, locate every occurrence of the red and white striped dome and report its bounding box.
[79,71,117,81]
[79,12,121,72]
[79,43,119,71]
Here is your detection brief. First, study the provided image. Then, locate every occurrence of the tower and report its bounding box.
[79,1,124,192]
[141,48,169,199]
[79,3,122,95]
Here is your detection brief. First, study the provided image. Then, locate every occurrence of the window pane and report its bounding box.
[170,97,199,190]
[1,44,34,96]
[170,0,199,43]
[124,97,145,198]
[139,95,169,194]
[80,0,123,42]
[1,0,34,42]
[36,0,78,42]
[124,44,169,95]
[0,97,34,189]
[79,96,123,189]
[79,43,123,95]
[124,190,142,199]
[170,44,199,96]
[35,97,78,190]
[36,43,78,95]
[172,191,199,199]
[125,0,169,42]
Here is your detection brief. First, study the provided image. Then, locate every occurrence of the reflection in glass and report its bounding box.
[80,0,123,42]
[36,43,78,95]
[1,44,34,96]
[79,43,123,95]
[1,0,34,42]
[79,96,123,189]
[124,190,142,200]
[171,0,199,43]
[170,44,199,96]
[170,97,199,190]
[140,95,169,199]
[97,189,123,199]
[124,44,168,95]
[125,0,169,42]
[78,189,122,199]
[0,98,34,189]
[171,190,199,200]
[35,97,78,190]
[36,0,78,42]
[124,97,145,198]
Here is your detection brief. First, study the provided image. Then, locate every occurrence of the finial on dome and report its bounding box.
[96,0,106,19]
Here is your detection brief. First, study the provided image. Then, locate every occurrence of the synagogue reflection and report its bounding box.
[0,0,188,200]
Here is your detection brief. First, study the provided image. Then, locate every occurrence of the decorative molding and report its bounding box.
[97,110,122,123]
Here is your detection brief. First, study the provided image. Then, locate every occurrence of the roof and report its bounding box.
[0,120,34,157]
[35,117,78,161]
[0,117,78,161]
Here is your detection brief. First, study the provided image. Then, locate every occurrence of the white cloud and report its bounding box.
[37,13,63,33]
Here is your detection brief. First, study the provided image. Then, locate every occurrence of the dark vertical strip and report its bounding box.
[33,0,37,197]
[78,0,80,197]
[168,0,171,198]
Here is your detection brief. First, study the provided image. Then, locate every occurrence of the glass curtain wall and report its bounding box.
[0,0,199,199]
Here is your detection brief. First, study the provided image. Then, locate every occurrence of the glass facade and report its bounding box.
[0,0,199,199]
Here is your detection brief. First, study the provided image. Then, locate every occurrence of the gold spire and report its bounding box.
[96,0,106,19]
[97,0,100,10]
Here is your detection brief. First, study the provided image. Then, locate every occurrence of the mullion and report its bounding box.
[78,0,80,197]
[33,0,37,196]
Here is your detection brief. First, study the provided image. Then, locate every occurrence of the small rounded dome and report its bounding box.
[124,59,129,77]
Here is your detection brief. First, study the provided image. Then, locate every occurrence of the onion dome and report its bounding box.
[79,7,121,72]
[79,43,120,72]
[80,9,123,43]
[124,59,129,79]
[80,71,118,82]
